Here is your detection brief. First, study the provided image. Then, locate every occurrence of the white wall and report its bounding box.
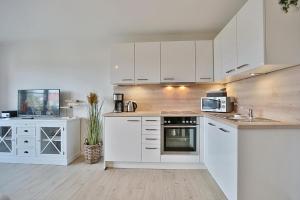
[0,40,114,116]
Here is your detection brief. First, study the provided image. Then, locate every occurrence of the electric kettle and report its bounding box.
[126,101,137,112]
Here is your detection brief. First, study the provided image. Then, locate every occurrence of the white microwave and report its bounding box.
[201,97,234,113]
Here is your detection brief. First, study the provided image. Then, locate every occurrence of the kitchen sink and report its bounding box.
[211,114,279,123]
[227,117,279,123]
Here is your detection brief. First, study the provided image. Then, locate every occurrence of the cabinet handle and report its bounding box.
[163,78,175,81]
[145,138,159,141]
[145,120,158,122]
[199,78,212,80]
[237,64,249,70]
[226,69,236,74]
[127,120,140,122]
[122,79,133,81]
[145,129,158,131]
[208,123,216,127]
[219,128,230,133]
[137,78,149,81]
[24,130,28,133]
[145,147,158,150]
[24,151,29,154]
[24,140,29,143]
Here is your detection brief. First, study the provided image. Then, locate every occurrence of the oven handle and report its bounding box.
[163,125,198,128]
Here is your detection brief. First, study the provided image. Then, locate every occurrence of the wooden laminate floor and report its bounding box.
[0,157,226,200]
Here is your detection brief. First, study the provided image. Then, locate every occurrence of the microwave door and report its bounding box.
[202,99,221,110]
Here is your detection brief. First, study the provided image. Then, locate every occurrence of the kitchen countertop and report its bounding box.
[103,111,300,129]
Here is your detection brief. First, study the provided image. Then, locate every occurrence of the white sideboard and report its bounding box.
[0,117,80,165]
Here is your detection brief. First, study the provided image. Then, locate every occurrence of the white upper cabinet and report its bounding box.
[161,41,196,83]
[135,42,161,84]
[236,0,265,72]
[196,40,214,83]
[111,43,135,85]
[221,17,238,76]
[214,0,300,83]
[213,34,224,82]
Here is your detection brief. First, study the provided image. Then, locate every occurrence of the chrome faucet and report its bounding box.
[248,109,254,119]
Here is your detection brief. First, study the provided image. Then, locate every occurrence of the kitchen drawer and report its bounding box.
[17,147,35,157]
[142,126,161,135]
[17,127,35,136]
[17,136,35,148]
[142,144,161,163]
[142,117,161,126]
[142,135,160,145]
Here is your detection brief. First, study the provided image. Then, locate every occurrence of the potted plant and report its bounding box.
[84,92,103,164]
[279,0,299,13]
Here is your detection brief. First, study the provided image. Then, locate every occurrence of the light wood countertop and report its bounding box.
[103,111,300,129]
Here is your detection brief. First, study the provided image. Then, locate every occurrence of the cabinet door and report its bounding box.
[105,117,141,162]
[135,42,161,84]
[196,40,214,82]
[205,119,237,200]
[111,43,135,84]
[237,0,264,72]
[221,17,238,76]
[213,34,224,82]
[204,119,219,176]
[161,41,196,83]
[36,124,65,158]
[0,125,16,155]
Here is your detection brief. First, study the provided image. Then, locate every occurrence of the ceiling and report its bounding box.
[0,0,247,41]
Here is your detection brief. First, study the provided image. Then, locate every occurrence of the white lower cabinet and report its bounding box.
[0,118,80,165]
[105,116,161,163]
[205,118,237,200]
[105,117,142,162]
[142,117,161,162]
[142,144,160,163]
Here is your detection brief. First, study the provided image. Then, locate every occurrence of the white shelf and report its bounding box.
[0,136,12,140]
[42,136,61,142]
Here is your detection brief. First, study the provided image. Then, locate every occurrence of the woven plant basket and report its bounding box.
[84,143,102,164]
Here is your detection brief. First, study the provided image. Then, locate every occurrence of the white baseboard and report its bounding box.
[105,161,207,170]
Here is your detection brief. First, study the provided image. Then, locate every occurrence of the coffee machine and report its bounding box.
[113,93,124,113]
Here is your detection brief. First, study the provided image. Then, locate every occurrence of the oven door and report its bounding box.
[201,98,222,111]
[162,125,198,155]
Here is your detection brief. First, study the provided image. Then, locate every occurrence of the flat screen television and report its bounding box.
[18,89,60,116]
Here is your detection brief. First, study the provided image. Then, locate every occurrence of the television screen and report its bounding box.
[18,89,60,116]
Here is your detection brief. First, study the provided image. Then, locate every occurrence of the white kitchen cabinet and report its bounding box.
[111,43,135,85]
[105,117,142,162]
[141,117,161,163]
[236,0,264,72]
[161,41,196,83]
[205,118,237,200]
[135,42,161,84]
[221,17,238,77]
[214,0,300,83]
[142,144,160,163]
[213,34,224,82]
[196,40,214,83]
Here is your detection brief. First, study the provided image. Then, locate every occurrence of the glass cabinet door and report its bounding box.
[0,126,13,154]
[39,126,63,155]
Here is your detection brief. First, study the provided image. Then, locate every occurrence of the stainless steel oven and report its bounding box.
[162,116,199,155]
